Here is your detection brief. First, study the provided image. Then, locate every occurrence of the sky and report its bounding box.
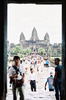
[7,4,62,44]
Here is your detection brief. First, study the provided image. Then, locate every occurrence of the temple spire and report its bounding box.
[44,33,50,43]
[19,32,25,42]
[30,27,39,41]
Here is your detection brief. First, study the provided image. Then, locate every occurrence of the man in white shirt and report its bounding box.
[9,56,25,100]
[30,68,36,92]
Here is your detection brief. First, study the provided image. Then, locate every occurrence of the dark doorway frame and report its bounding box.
[0,0,65,100]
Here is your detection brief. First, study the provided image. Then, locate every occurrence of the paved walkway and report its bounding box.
[6,66,56,100]
[6,89,55,100]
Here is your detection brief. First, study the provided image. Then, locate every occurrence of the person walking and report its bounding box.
[46,59,49,67]
[37,60,41,73]
[9,56,25,100]
[29,68,36,92]
[53,58,62,100]
[45,72,54,91]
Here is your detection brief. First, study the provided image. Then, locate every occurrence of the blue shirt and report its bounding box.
[47,76,54,90]
[46,60,49,64]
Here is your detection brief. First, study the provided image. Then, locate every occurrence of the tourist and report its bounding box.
[33,58,36,67]
[9,56,25,100]
[22,59,25,71]
[29,68,36,92]
[45,72,54,91]
[46,59,49,67]
[25,60,29,74]
[41,59,44,71]
[30,61,34,68]
[37,60,41,73]
[53,58,62,100]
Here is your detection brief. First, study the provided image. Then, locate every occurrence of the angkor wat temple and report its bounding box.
[8,27,62,57]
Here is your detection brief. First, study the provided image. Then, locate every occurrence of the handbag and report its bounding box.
[12,66,23,87]
[15,79,23,87]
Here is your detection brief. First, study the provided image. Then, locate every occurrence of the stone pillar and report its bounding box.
[0,0,7,100]
[62,0,66,100]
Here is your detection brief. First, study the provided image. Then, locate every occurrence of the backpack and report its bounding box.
[10,66,23,87]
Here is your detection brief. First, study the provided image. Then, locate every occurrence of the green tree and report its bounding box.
[53,49,57,56]
[38,48,45,55]
[48,48,52,53]
[19,54,24,58]
[23,48,31,55]
[10,46,23,56]
[48,48,52,57]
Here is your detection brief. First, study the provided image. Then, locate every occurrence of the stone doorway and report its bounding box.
[0,0,66,100]
[8,3,61,98]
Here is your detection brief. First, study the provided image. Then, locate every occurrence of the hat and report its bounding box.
[30,68,33,71]
[50,72,53,75]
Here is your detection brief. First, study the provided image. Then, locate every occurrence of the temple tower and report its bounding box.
[30,27,39,41]
[19,32,25,42]
[44,33,50,44]
[19,32,25,49]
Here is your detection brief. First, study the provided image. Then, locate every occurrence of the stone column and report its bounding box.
[62,0,66,100]
[0,0,7,100]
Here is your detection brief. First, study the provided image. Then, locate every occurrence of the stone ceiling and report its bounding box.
[8,0,62,4]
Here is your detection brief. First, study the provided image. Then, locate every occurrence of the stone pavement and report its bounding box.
[6,66,56,100]
[6,89,55,100]
[24,89,55,100]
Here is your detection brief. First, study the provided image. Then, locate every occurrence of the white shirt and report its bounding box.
[30,64,34,69]
[37,63,41,68]
[30,73,36,81]
[9,65,25,80]
[21,62,25,71]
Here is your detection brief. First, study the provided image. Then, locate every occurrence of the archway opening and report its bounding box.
[6,4,62,100]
